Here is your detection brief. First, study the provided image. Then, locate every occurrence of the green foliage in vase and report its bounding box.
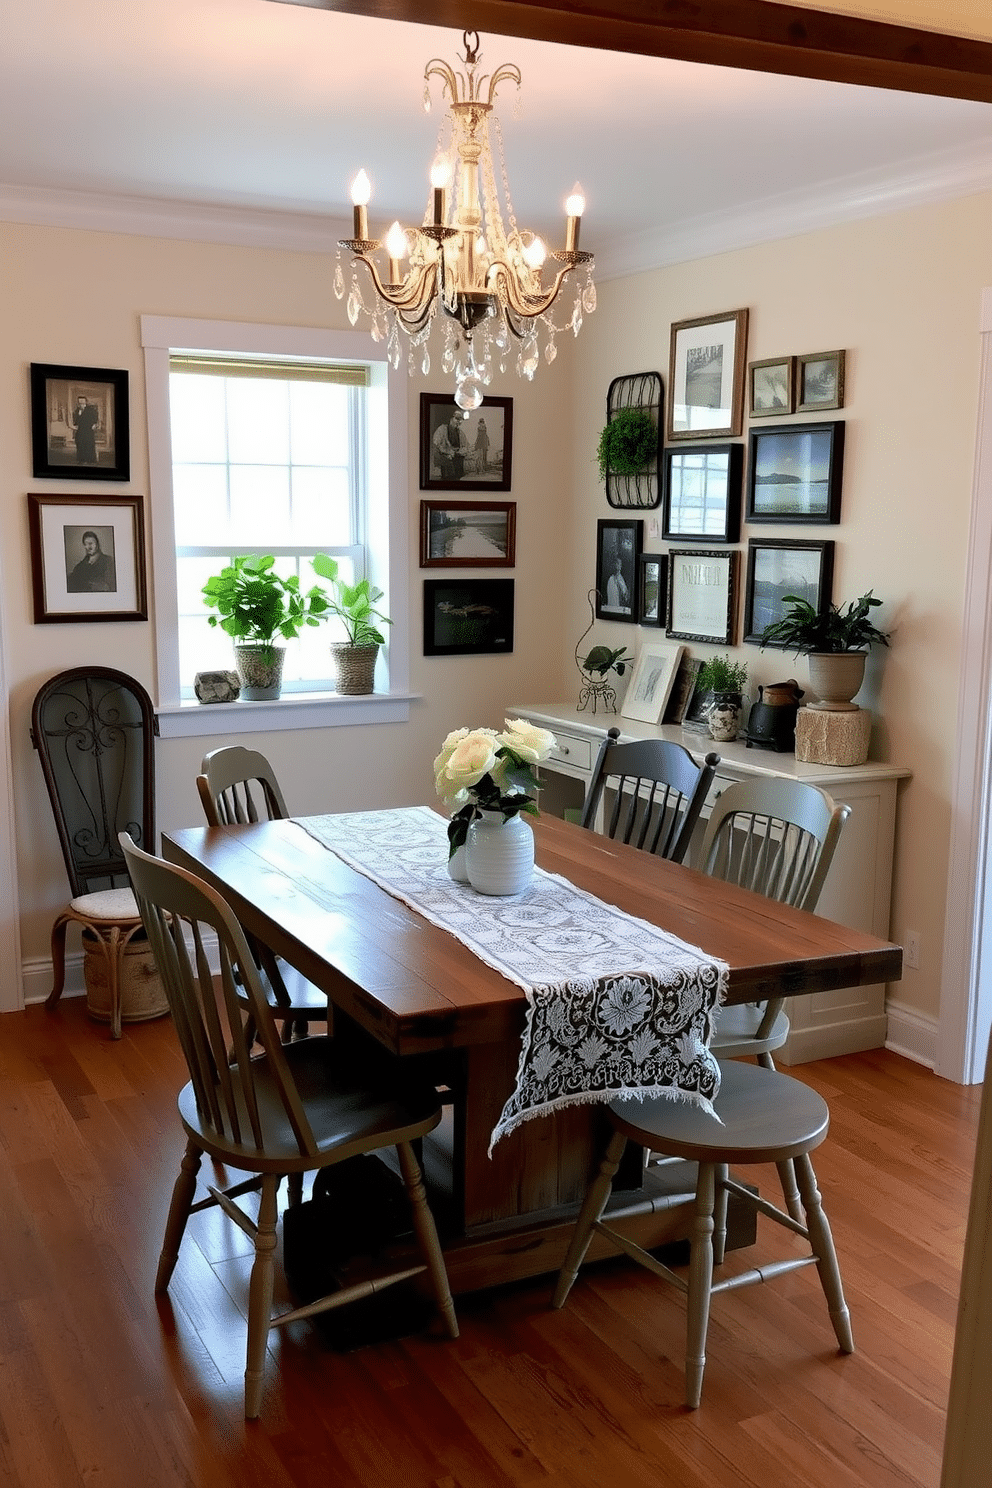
[759,591,890,655]
[311,554,391,646]
[201,554,332,651]
[697,654,749,694]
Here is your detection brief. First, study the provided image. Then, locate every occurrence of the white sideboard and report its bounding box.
[512,702,911,1065]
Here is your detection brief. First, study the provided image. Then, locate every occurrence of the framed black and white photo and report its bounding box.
[620,640,685,725]
[27,493,147,623]
[663,443,743,543]
[743,538,835,645]
[30,363,130,481]
[594,518,642,622]
[637,553,667,627]
[797,349,846,412]
[423,578,514,656]
[667,308,748,441]
[666,548,738,645]
[419,500,516,567]
[746,421,845,524]
[419,393,512,491]
[749,356,795,417]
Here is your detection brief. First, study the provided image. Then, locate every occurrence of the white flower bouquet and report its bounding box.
[434,718,557,858]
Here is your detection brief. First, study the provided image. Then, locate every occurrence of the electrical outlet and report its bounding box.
[905,931,921,970]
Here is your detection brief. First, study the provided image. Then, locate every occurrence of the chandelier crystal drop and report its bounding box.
[335,29,594,410]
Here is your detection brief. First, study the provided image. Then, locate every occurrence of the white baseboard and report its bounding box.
[884,999,939,1069]
[22,952,85,1006]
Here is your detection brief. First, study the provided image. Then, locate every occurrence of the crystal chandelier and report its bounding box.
[334,29,595,411]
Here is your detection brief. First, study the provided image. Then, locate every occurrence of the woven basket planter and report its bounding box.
[234,643,286,701]
[330,642,379,695]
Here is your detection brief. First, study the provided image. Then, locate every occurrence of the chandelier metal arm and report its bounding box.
[485,258,579,319]
[352,252,439,320]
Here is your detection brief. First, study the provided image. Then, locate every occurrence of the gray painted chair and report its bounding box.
[580,727,719,866]
[120,832,457,1419]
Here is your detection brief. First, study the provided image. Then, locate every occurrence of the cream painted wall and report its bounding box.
[568,188,992,1028]
[0,220,574,972]
[787,0,992,43]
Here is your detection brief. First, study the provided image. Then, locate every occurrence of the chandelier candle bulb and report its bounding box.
[430,155,451,226]
[351,169,371,240]
[385,221,407,285]
[564,183,585,253]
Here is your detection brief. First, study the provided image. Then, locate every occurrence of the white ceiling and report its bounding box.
[1,0,991,278]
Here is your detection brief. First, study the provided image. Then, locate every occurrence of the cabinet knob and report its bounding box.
[557,744,570,756]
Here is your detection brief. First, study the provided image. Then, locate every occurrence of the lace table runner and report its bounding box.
[296,807,726,1150]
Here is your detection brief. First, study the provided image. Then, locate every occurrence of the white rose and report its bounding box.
[433,727,469,784]
[499,718,556,764]
[437,729,498,803]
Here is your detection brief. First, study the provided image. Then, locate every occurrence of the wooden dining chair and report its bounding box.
[552,1058,854,1408]
[580,727,719,865]
[120,832,458,1420]
[30,666,167,1040]
[701,777,851,1069]
[196,744,328,1042]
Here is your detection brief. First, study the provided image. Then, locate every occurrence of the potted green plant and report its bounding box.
[201,555,333,700]
[596,407,657,483]
[311,554,391,695]
[758,591,890,711]
[696,655,749,742]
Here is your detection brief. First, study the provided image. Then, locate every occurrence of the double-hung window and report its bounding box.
[141,318,409,737]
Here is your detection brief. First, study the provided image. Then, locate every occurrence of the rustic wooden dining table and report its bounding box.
[162,810,902,1295]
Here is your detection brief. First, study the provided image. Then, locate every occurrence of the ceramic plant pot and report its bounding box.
[807,652,867,711]
[465,810,534,896]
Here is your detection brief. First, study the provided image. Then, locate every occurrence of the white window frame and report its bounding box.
[141,316,411,739]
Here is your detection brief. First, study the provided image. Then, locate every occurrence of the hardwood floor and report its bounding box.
[0,997,979,1488]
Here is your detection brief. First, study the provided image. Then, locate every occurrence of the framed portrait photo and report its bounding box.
[797,349,846,412]
[30,363,130,481]
[423,577,514,656]
[637,553,667,627]
[746,421,845,524]
[620,640,686,725]
[666,548,739,646]
[594,518,642,623]
[749,356,795,418]
[419,500,516,568]
[419,393,512,491]
[667,308,748,441]
[663,443,743,544]
[743,538,835,645]
[27,493,147,623]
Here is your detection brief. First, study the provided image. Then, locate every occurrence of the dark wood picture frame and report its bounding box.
[665,548,739,646]
[27,492,147,623]
[663,442,743,543]
[419,500,516,568]
[419,394,513,491]
[797,349,846,412]
[749,355,795,417]
[746,421,845,524]
[594,518,642,623]
[423,578,514,656]
[637,553,668,627]
[30,363,130,481]
[743,538,835,645]
[667,308,748,441]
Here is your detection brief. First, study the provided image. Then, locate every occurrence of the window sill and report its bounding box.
[155,691,417,739]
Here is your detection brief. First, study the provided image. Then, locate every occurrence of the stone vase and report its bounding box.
[807,652,867,711]
[465,810,535,896]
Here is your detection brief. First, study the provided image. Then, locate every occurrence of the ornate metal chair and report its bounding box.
[30,667,165,1039]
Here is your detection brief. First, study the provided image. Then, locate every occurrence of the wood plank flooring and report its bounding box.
[0,997,979,1488]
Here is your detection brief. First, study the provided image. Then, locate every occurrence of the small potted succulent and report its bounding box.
[759,591,889,710]
[696,655,749,741]
[311,554,391,695]
[201,555,333,700]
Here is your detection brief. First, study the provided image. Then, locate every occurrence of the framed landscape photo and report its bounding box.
[666,548,738,646]
[27,493,147,623]
[30,363,130,481]
[749,356,795,418]
[667,308,748,441]
[746,421,845,524]
[419,394,512,491]
[797,350,846,412]
[420,500,516,567]
[620,640,686,725]
[423,578,514,656]
[743,538,835,645]
[637,553,667,627]
[594,518,642,622]
[663,443,743,543]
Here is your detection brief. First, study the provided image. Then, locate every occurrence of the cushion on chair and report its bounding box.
[69,887,141,922]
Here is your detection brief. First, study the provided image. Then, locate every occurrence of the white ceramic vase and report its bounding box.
[447,842,470,883]
[465,810,535,896]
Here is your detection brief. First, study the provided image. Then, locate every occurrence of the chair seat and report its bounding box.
[608,1058,830,1164]
[68,887,141,922]
[177,1035,443,1173]
[709,1002,791,1060]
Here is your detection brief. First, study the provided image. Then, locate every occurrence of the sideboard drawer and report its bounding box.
[548,730,593,774]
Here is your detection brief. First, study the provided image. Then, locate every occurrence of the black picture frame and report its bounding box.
[746,421,845,524]
[30,363,130,481]
[663,443,743,543]
[419,500,516,567]
[419,394,513,491]
[594,518,642,622]
[27,492,147,623]
[743,538,835,645]
[637,553,667,627]
[423,578,514,656]
[665,548,738,645]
